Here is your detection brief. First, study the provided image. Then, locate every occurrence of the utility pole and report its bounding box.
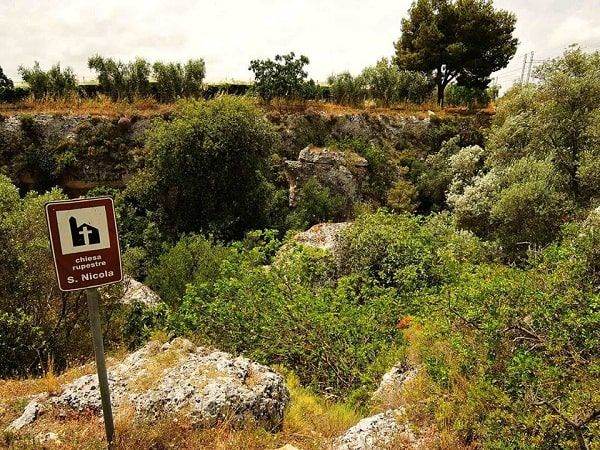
[520,53,528,85]
[526,51,535,84]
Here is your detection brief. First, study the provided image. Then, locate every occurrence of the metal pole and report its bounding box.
[526,51,535,84]
[86,288,115,449]
[520,53,528,85]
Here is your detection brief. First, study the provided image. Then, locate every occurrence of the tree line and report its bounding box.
[1,0,517,107]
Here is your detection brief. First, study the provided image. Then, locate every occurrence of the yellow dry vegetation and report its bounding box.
[0,95,490,119]
[0,358,364,450]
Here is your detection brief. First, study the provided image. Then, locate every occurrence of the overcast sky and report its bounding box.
[1,0,599,89]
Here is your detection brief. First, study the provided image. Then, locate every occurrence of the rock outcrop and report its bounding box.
[8,338,289,432]
[293,222,350,257]
[334,363,422,449]
[372,362,418,405]
[335,409,416,450]
[119,275,162,307]
[284,146,368,207]
[6,397,45,431]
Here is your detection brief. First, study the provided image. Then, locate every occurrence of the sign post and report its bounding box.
[45,197,122,449]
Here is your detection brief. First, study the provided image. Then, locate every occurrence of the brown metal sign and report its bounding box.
[45,197,123,291]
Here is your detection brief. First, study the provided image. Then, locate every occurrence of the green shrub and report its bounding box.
[126,95,279,240]
[170,243,405,396]
[327,72,367,106]
[328,60,433,106]
[444,83,494,108]
[88,55,151,101]
[152,59,205,102]
[338,210,489,290]
[18,61,77,99]
[0,176,127,375]
[285,177,348,230]
[409,245,600,448]
[248,52,315,102]
[0,310,45,377]
[146,234,230,308]
[122,302,169,350]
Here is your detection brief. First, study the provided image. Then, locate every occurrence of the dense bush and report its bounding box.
[170,237,404,396]
[328,59,433,106]
[0,176,134,375]
[327,72,366,106]
[285,177,348,230]
[447,47,600,256]
[124,96,280,240]
[0,65,13,94]
[249,52,316,102]
[18,61,77,100]
[146,234,230,307]
[406,217,600,448]
[444,83,498,108]
[88,55,151,101]
[152,59,206,102]
[168,211,489,397]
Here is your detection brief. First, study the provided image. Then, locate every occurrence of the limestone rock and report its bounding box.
[334,409,416,450]
[13,338,289,431]
[36,432,61,445]
[294,222,350,256]
[120,275,162,307]
[372,363,418,404]
[6,398,44,431]
[284,146,368,208]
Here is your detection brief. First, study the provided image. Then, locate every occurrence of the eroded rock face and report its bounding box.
[284,146,368,207]
[9,338,289,432]
[334,409,416,450]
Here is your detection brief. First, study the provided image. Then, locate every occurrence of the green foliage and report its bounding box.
[328,59,433,106]
[88,55,151,101]
[338,210,489,290]
[444,83,497,108]
[410,227,600,448]
[395,0,518,105]
[449,47,600,255]
[0,176,132,375]
[249,52,316,102]
[0,65,13,93]
[126,96,279,240]
[286,177,348,230]
[146,234,230,307]
[327,72,366,106]
[152,59,206,102]
[18,61,77,100]
[122,302,169,350]
[0,310,44,377]
[386,179,418,212]
[361,58,433,106]
[170,241,404,396]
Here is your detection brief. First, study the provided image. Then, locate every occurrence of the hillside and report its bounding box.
[1,47,599,450]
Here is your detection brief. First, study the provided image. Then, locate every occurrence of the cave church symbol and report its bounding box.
[69,216,101,246]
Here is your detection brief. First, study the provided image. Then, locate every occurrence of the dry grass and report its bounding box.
[127,345,181,393]
[0,363,363,450]
[0,95,173,118]
[0,96,491,119]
